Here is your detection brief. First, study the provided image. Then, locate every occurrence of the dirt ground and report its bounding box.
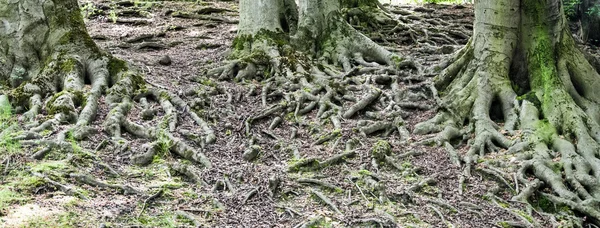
[0,1,580,227]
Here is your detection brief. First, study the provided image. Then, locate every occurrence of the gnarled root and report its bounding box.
[415,40,517,177]
[6,51,214,201]
[417,29,600,223]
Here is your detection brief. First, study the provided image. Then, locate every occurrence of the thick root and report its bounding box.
[417,29,600,223]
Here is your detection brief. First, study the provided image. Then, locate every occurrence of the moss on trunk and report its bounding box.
[416,0,600,224]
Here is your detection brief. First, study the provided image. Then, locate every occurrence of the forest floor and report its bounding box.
[0,1,591,227]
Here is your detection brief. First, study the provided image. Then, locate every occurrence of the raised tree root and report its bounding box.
[31,172,87,200]
[175,210,203,227]
[138,189,164,218]
[288,148,356,172]
[169,162,207,186]
[297,178,341,192]
[70,173,139,195]
[415,9,600,221]
[310,189,342,215]
[242,188,258,205]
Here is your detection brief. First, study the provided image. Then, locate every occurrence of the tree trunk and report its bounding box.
[580,0,600,44]
[238,0,285,35]
[0,0,99,88]
[210,0,410,81]
[208,0,416,148]
[0,0,213,167]
[416,0,600,223]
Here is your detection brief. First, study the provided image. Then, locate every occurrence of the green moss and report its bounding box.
[517,91,541,110]
[24,211,81,227]
[358,169,372,176]
[108,58,128,77]
[371,140,391,160]
[52,1,99,51]
[534,120,557,143]
[30,160,69,173]
[391,55,405,65]
[61,58,77,72]
[45,90,84,115]
[550,161,564,174]
[15,176,46,192]
[497,221,512,228]
[515,210,535,223]
[197,77,216,87]
[523,0,568,123]
[0,188,27,210]
[8,83,33,107]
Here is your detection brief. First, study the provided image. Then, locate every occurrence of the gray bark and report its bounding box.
[0,0,98,88]
[238,0,285,35]
[417,0,600,222]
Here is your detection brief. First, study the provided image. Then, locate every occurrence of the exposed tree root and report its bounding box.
[343,2,471,46]
[415,5,600,223]
[310,188,342,215]
[297,178,341,192]
[0,0,218,207]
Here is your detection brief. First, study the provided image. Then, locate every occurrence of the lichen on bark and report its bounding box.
[0,0,214,178]
[415,0,600,223]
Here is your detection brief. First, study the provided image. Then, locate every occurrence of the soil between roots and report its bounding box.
[3,1,597,227]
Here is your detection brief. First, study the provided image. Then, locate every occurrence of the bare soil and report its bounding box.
[0,1,569,227]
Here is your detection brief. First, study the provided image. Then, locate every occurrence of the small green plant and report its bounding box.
[109,10,118,23]
[0,188,26,210]
[587,4,600,17]
[108,0,118,23]
[564,0,580,19]
[135,0,156,11]
[0,97,21,159]
[80,2,101,20]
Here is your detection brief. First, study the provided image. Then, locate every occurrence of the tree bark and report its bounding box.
[416,0,600,223]
[238,0,285,35]
[208,0,415,148]
[211,0,406,80]
[0,0,213,167]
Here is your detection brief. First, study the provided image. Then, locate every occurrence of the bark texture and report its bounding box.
[416,0,600,223]
[1,0,213,174]
[208,0,412,80]
[207,0,418,167]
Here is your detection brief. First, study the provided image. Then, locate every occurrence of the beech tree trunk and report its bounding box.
[215,0,401,80]
[0,0,213,166]
[416,0,600,222]
[238,0,285,35]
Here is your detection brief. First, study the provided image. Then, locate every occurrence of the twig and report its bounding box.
[347,177,369,203]
[137,189,164,218]
[310,189,342,215]
[297,178,340,191]
[427,204,447,225]
[242,188,258,205]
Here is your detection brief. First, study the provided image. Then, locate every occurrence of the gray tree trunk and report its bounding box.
[416,0,600,222]
[212,0,401,80]
[0,0,98,87]
[238,0,285,35]
[0,0,213,164]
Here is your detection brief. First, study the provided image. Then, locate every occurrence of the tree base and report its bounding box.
[0,0,216,198]
[415,27,600,224]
